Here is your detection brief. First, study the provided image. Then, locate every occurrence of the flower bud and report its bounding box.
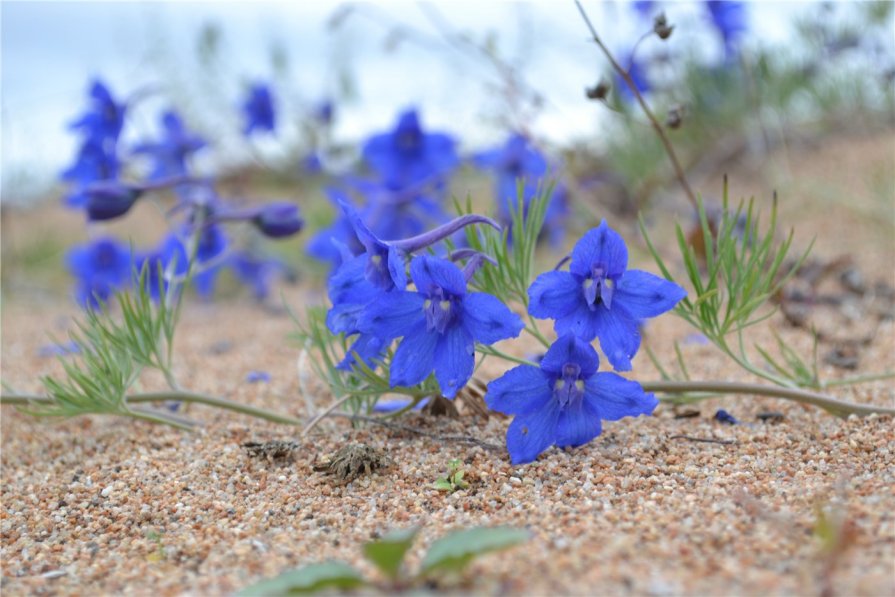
[666,104,686,129]
[654,12,674,40]
[585,78,611,101]
[253,202,303,238]
[84,181,143,221]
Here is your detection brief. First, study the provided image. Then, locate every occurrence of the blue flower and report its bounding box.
[528,220,686,371]
[486,334,658,464]
[617,53,651,103]
[359,255,523,398]
[68,79,125,144]
[705,1,747,60]
[473,134,569,246]
[245,370,272,383]
[229,251,287,301]
[133,110,207,181]
[241,83,276,136]
[252,202,303,238]
[66,237,133,308]
[362,108,458,188]
[314,99,334,126]
[61,138,120,208]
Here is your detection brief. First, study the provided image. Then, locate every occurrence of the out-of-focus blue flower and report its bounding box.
[346,177,451,243]
[314,99,334,126]
[632,0,655,19]
[473,134,569,246]
[69,79,125,144]
[61,138,120,208]
[714,408,738,425]
[192,224,228,299]
[38,341,81,358]
[359,255,523,398]
[133,110,206,181]
[245,370,272,383]
[528,220,687,371]
[362,108,458,188]
[241,83,276,136]
[705,1,747,60]
[230,251,287,301]
[372,397,428,413]
[80,180,143,221]
[252,202,303,238]
[485,333,657,464]
[617,53,651,103]
[66,237,133,309]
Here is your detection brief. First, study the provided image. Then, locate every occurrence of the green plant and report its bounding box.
[434,458,470,492]
[237,525,529,594]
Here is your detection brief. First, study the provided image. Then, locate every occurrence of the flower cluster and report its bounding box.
[483,220,686,464]
[60,78,304,308]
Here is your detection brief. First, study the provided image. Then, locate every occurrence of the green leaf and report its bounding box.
[236,561,365,596]
[433,479,454,491]
[362,527,420,580]
[419,526,529,576]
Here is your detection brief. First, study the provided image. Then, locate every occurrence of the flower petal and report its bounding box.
[584,373,658,421]
[485,365,552,416]
[327,255,371,304]
[337,333,387,371]
[594,304,641,371]
[410,255,467,297]
[528,271,581,319]
[555,399,602,449]
[386,246,408,290]
[539,333,600,378]
[569,220,628,279]
[357,291,425,340]
[505,399,561,464]
[390,324,439,388]
[615,270,687,319]
[462,293,524,345]
[326,302,365,335]
[554,305,600,342]
[433,325,475,398]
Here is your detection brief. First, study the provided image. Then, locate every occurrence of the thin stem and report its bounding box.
[524,319,551,349]
[301,393,356,437]
[820,371,895,389]
[128,407,197,430]
[2,391,305,427]
[328,411,503,451]
[642,380,895,418]
[574,0,698,209]
[476,344,539,367]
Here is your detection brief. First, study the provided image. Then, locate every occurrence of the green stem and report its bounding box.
[642,380,895,418]
[524,319,551,349]
[127,407,196,431]
[820,371,895,389]
[476,344,539,367]
[2,391,305,427]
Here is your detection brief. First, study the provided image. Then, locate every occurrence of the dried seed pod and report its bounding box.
[654,12,674,40]
[585,78,611,101]
[313,443,392,482]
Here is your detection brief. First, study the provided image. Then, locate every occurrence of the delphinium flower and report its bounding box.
[133,110,207,181]
[359,255,523,397]
[485,333,658,464]
[68,79,126,145]
[61,79,125,209]
[528,220,686,371]
[362,108,458,188]
[241,83,276,136]
[705,1,747,61]
[229,251,289,301]
[617,53,651,103]
[66,236,133,308]
[473,134,569,246]
[345,177,451,243]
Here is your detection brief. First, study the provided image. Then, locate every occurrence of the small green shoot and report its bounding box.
[434,459,470,493]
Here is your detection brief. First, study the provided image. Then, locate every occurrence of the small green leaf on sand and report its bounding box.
[362,526,420,580]
[236,561,364,595]
[419,526,529,576]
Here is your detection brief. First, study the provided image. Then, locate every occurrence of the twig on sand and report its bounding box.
[327,412,503,451]
[670,435,736,445]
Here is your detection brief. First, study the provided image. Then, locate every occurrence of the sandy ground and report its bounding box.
[2,131,894,596]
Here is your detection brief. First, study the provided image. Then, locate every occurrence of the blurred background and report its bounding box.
[1,0,893,306]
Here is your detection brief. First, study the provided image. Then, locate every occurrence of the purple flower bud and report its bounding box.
[84,181,143,221]
[253,202,303,238]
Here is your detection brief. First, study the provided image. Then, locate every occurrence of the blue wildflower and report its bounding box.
[473,134,569,246]
[61,138,120,208]
[245,370,272,383]
[617,53,651,103]
[528,220,687,371]
[346,177,451,242]
[230,251,287,301]
[632,1,655,19]
[359,255,523,398]
[66,237,133,309]
[192,224,228,299]
[69,79,125,144]
[486,333,658,464]
[252,202,303,238]
[241,83,276,136]
[714,408,738,425]
[362,108,458,188]
[705,1,747,60]
[314,99,334,126]
[133,110,207,181]
[38,341,81,358]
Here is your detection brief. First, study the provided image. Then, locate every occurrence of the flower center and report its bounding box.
[423,288,455,334]
[582,266,614,310]
[365,251,394,291]
[553,362,585,407]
